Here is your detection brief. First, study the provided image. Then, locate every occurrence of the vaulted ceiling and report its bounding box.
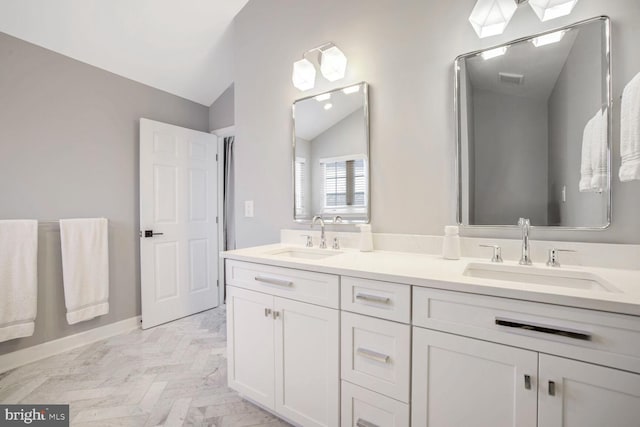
[0,0,249,106]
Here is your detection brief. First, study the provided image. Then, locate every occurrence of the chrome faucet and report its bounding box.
[312,215,327,249]
[518,218,532,265]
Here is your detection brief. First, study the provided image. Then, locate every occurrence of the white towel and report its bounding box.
[620,72,640,182]
[60,218,109,324]
[0,220,38,343]
[591,108,609,192]
[579,113,597,192]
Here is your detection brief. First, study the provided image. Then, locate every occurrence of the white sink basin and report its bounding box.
[463,263,619,293]
[267,247,343,260]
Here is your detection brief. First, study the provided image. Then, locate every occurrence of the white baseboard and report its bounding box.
[0,316,141,374]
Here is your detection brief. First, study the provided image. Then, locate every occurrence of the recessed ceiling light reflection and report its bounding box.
[481,46,508,60]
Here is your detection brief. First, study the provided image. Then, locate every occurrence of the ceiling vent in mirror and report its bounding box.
[499,72,525,85]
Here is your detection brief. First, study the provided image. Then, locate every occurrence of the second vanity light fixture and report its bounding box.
[469,0,579,38]
[292,42,348,91]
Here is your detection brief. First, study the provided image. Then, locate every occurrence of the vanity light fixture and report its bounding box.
[292,42,348,91]
[481,46,508,60]
[528,0,579,22]
[292,58,317,91]
[469,0,579,38]
[315,93,331,102]
[531,29,566,47]
[468,0,518,38]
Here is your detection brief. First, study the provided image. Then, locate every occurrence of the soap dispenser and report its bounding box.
[442,225,461,260]
[357,224,374,252]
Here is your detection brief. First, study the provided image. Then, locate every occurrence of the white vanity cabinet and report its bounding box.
[226,261,340,427]
[225,254,640,427]
[411,287,640,427]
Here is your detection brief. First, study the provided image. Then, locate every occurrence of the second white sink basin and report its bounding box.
[267,247,343,260]
[463,263,619,293]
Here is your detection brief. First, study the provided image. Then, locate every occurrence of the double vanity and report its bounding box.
[223,14,640,427]
[222,239,640,427]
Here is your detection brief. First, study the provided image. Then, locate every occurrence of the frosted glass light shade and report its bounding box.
[320,46,348,82]
[528,0,578,21]
[292,58,316,91]
[469,0,518,38]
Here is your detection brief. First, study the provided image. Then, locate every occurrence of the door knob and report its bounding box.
[142,230,164,238]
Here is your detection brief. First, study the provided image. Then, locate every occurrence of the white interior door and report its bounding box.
[140,118,219,329]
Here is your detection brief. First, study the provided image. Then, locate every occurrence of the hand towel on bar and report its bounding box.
[591,108,609,192]
[0,220,38,343]
[579,113,597,192]
[620,72,640,182]
[60,218,109,324]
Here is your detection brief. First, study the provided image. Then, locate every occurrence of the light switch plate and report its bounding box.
[244,200,254,217]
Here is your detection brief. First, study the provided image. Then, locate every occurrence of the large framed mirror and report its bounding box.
[456,17,611,229]
[293,82,370,224]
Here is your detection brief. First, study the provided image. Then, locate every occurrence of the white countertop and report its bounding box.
[222,244,640,316]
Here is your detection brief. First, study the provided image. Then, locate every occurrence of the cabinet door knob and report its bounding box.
[272,311,280,319]
[524,374,531,390]
[264,308,272,317]
[548,380,556,396]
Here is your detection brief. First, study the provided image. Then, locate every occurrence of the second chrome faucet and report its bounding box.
[518,217,532,265]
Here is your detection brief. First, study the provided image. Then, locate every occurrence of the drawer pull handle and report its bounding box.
[356,419,379,427]
[524,374,531,390]
[355,293,390,304]
[495,317,592,341]
[264,308,272,317]
[254,276,293,287]
[356,348,390,364]
[548,380,556,396]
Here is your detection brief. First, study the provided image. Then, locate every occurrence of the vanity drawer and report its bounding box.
[341,312,411,402]
[341,277,411,323]
[225,260,339,309]
[413,287,640,373]
[341,381,409,427]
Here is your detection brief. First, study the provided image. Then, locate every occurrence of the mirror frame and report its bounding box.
[292,81,371,224]
[454,16,612,230]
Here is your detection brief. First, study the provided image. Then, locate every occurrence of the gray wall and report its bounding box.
[472,89,549,225]
[0,32,209,354]
[232,0,640,247]
[547,22,608,227]
[209,84,235,131]
[310,110,367,215]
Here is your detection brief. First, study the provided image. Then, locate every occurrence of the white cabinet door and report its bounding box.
[412,328,538,427]
[274,297,339,427]
[226,286,275,409]
[538,354,640,427]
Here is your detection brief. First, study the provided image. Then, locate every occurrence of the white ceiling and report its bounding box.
[467,28,578,101]
[0,0,249,106]
[295,85,365,141]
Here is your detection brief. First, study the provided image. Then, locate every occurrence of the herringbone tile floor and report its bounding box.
[0,306,291,427]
